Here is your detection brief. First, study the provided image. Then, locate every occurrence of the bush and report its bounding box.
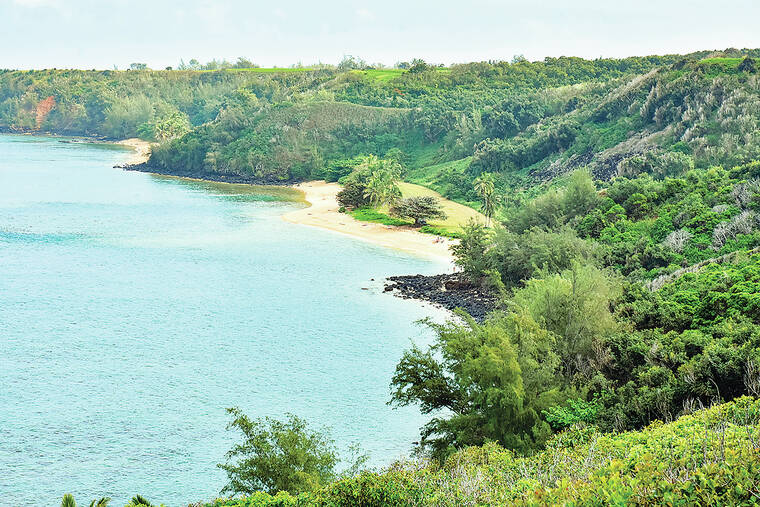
[336,182,370,209]
[218,409,338,496]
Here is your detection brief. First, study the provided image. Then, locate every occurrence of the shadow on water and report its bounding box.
[147,173,307,204]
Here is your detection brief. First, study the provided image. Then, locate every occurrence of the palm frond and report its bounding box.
[61,493,77,507]
[130,495,152,506]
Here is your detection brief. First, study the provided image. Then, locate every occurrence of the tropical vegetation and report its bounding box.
[12,47,760,505]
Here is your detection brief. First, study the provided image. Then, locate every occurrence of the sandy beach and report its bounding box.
[283,181,458,264]
[117,138,153,164]
[113,139,459,264]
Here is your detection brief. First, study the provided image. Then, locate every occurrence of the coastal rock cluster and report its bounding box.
[118,162,291,185]
[384,274,499,322]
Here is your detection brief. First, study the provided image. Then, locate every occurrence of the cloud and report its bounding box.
[9,0,60,6]
[355,8,374,21]
[195,0,229,33]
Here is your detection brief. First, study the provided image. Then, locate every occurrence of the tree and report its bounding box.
[137,111,191,141]
[390,312,560,461]
[126,496,153,507]
[408,59,430,74]
[101,95,153,138]
[360,155,401,207]
[452,220,492,278]
[738,57,757,74]
[474,172,497,226]
[390,196,447,226]
[337,55,367,71]
[129,63,147,70]
[337,182,371,209]
[562,170,599,218]
[511,263,620,378]
[233,57,257,69]
[218,408,339,495]
[490,226,597,287]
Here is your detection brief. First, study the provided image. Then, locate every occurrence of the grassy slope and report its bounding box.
[406,157,479,208]
[349,68,451,82]
[397,182,484,228]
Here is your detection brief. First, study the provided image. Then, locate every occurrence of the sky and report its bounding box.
[2,0,760,70]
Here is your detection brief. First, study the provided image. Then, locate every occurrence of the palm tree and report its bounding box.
[481,192,497,227]
[129,495,153,506]
[362,157,402,207]
[60,495,110,507]
[474,173,497,226]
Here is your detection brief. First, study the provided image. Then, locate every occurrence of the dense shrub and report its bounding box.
[336,182,370,209]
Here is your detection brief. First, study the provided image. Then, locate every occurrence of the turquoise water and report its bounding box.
[0,135,449,506]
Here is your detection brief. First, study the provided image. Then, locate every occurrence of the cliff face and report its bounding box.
[35,96,56,129]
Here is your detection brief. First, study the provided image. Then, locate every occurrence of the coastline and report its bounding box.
[0,131,154,166]
[116,138,153,165]
[283,181,457,265]
[113,141,457,264]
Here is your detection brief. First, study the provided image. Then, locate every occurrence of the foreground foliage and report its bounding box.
[202,397,760,506]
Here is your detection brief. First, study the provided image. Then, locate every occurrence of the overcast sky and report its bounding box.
[2,0,759,70]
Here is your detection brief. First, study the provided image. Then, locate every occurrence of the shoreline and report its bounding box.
[113,142,457,264]
[116,138,153,165]
[0,131,156,166]
[283,181,457,265]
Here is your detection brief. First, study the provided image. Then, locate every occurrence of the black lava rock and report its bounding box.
[384,274,498,322]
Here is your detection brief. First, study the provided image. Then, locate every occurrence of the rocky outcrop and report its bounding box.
[384,274,499,322]
[119,161,296,186]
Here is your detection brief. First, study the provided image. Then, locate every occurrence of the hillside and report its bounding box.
[6,51,759,199]
[0,52,703,186]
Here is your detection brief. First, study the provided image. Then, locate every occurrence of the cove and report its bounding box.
[0,135,450,506]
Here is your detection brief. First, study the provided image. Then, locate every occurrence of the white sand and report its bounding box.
[117,138,153,164]
[283,181,457,264]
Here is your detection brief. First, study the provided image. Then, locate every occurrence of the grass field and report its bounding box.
[699,57,744,65]
[347,181,485,237]
[347,208,411,226]
[350,67,451,82]
[406,157,471,187]
[697,57,744,76]
[406,156,482,209]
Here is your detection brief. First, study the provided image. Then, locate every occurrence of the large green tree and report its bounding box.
[361,155,402,207]
[390,312,561,461]
[511,263,621,378]
[390,196,447,226]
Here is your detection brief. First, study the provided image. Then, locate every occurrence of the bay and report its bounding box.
[0,135,448,506]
